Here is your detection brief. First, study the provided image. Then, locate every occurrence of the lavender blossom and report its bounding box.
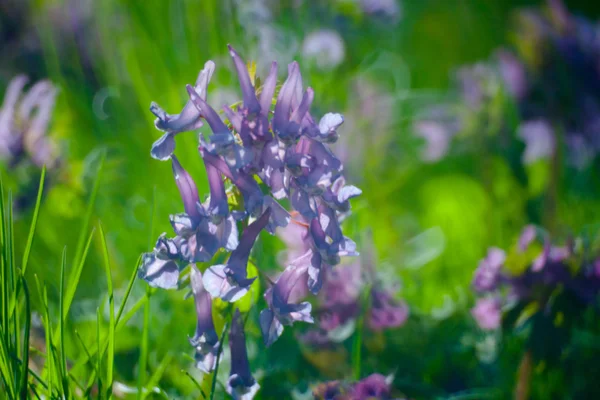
[227,310,260,400]
[203,210,270,302]
[189,265,219,372]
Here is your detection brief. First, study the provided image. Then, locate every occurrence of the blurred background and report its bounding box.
[1,0,600,398]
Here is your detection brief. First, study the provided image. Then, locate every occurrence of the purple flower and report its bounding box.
[227,310,260,400]
[518,225,537,252]
[368,288,409,331]
[352,374,393,400]
[150,61,215,160]
[517,119,555,165]
[188,265,219,373]
[203,209,271,302]
[471,297,501,331]
[260,264,314,346]
[472,247,506,293]
[413,120,451,163]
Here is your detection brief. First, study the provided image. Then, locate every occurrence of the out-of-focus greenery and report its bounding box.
[1,0,600,398]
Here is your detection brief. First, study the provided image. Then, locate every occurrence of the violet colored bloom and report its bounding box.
[517,119,555,164]
[150,61,215,160]
[188,265,219,373]
[352,374,394,400]
[471,297,502,331]
[360,0,402,21]
[227,310,260,400]
[203,209,271,302]
[260,264,314,347]
[368,288,409,331]
[472,247,506,293]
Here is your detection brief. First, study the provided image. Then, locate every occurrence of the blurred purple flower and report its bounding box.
[517,119,555,164]
[0,75,59,168]
[414,121,452,162]
[138,234,182,290]
[352,374,394,399]
[227,310,260,400]
[368,288,409,331]
[495,49,528,100]
[301,30,346,70]
[472,247,506,293]
[471,297,502,331]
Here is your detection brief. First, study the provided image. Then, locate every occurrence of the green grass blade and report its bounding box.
[74,330,99,378]
[115,254,141,326]
[62,228,96,321]
[138,187,156,399]
[99,223,115,397]
[0,336,16,399]
[19,277,31,399]
[21,166,46,277]
[183,370,207,400]
[58,247,69,396]
[142,353,173,400]
[72,150,105,276]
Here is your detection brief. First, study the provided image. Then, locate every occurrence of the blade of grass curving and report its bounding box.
[115,254,141,326]
[142,352,172,400]
[71,150,105,283]
[6,190,17,379]
[93,306,102,398]
[62,228,95,321]
[19,277,31,399]
[183,370,207,400]
[99,223,115,397]
[74,330,99,378]
[21,166,46,277]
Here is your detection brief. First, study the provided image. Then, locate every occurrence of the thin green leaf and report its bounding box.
[99,223,115,396]
[19,277,31,399]
[209,323,229,400]
[21,166,46,276]
[142,353,173,400]
[58,247,68,392]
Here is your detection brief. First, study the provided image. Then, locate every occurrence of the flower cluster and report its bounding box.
[139,45,360,398]
[312,373,400,400]
[414,0,600,168]
[471,225,600,332]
